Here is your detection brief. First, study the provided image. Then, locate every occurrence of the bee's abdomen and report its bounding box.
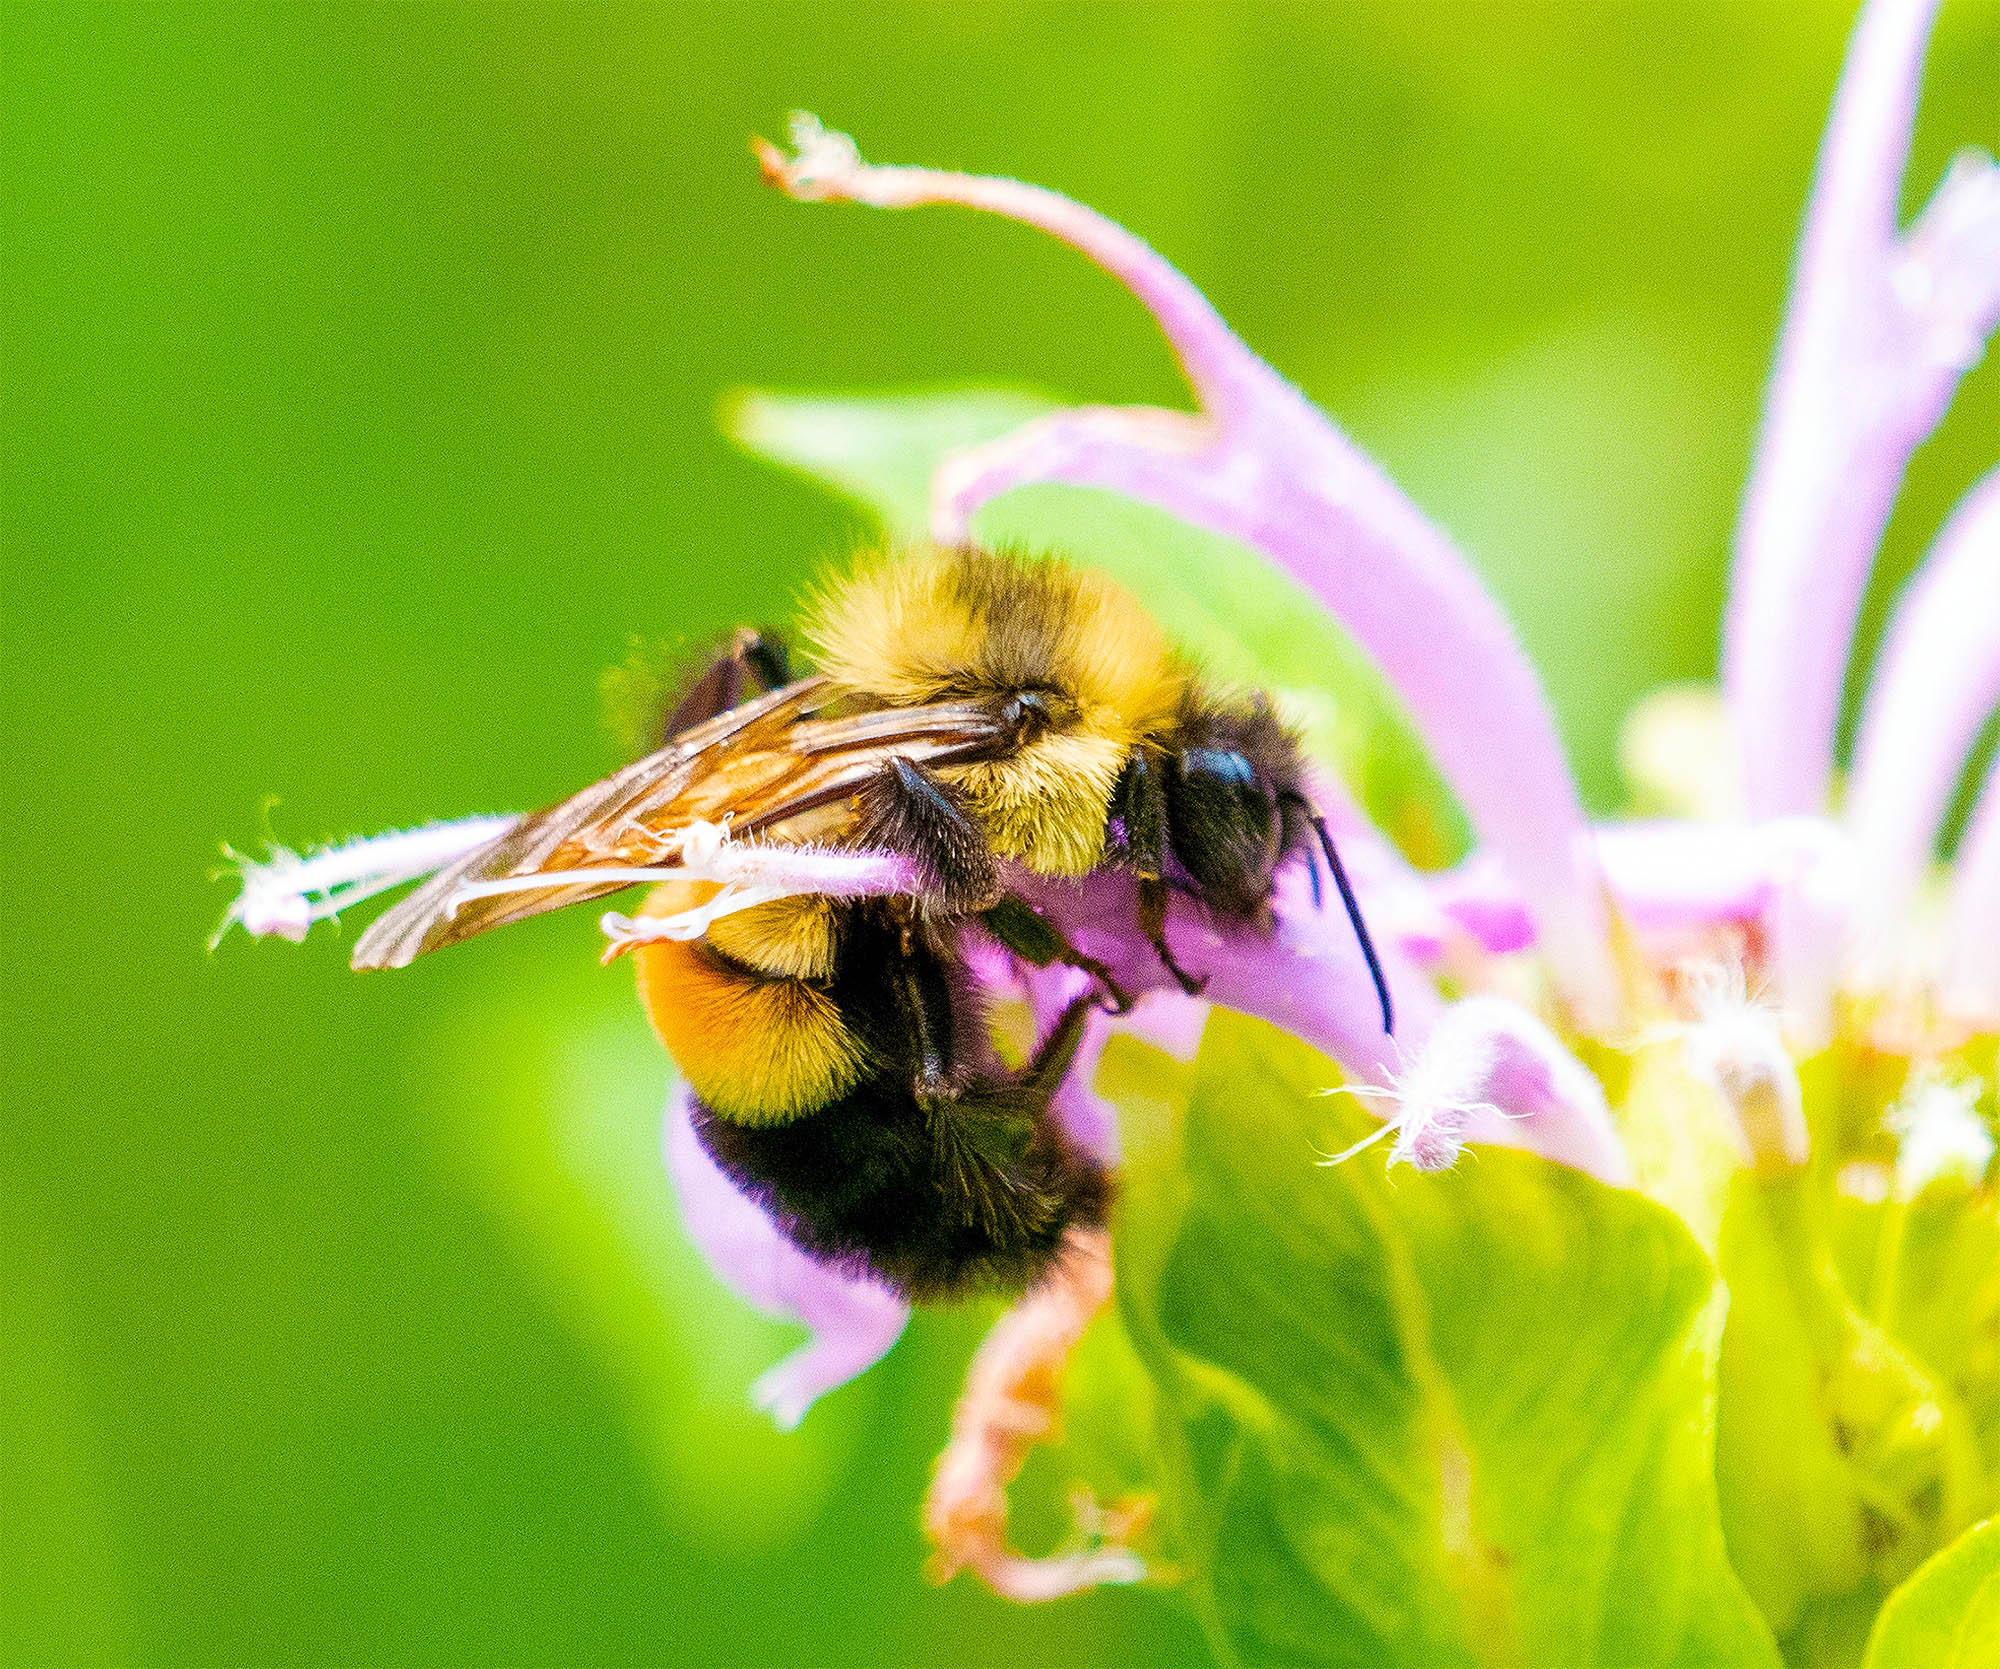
[689,1083,1110,1301]
[634,932,864,1126]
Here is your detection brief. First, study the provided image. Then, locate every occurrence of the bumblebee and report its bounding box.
[353,545,1389,1300]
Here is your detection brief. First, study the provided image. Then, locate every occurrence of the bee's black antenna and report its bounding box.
[1283,794,1394,1036]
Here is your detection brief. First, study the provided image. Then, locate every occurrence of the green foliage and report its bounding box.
[1099,1015,1780,1669]
[1860,1519,1999,1669]
[729,388,1472,868]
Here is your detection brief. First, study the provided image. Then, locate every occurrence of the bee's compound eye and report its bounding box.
[1169,747,1281,905]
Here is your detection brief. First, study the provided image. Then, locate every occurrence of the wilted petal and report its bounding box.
[923,1228,1143,1601]
[662,1082,909,1429]
[1726,0,1996,820]
[1846,468,2000,975]
[759,113,1620,1031]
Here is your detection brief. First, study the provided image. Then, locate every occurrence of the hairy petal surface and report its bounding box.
[758,114,1619,1030]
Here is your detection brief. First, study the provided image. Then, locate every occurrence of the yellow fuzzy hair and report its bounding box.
[706,893,842,981]
[808,547,1186,875]
[633,883,862,1124]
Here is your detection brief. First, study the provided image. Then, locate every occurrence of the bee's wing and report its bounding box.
[350,679,1005,970]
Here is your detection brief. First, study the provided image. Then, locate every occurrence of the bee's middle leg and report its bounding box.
[978,897,1133,1015]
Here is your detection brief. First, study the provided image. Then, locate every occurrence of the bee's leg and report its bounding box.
[855,758,997,912]
[888,920,959,1099]
[1105,747,1207,996]
[1277,791,1394,1036]
[1021,991,1096,1101]
[660,628,793,743]
[1105,746,1167,877]
[979,896,1133,1015]
[1137,875,1209,998]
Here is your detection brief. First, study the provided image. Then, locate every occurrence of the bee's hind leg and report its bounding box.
[854,757,998,912]
[659,628,792,743]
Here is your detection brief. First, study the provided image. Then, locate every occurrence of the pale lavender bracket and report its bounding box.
[1726,0,2000,821]
[1847,468,2000,970]
[1945,756,2000,1021]
[1431,819,1856,948]
[758,115,1620,1031]
[662,1082,909,1430]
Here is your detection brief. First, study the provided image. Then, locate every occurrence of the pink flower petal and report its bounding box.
[1945,756,2000,1022]
[1725,0,1997,820]
[661,1082,909,1430]
[758,115,1619,1031]
[1846,468,2000,969]
[1011,864,1431,1087]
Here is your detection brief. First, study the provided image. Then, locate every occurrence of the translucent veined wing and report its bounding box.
[350,678,1008,969]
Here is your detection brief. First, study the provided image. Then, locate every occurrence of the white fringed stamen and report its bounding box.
[1672,962,1810,1173]
[1319,1030,1504,1175]
[215,815,519,946]
[1888,1070,1995,1197]
[1319,995,1629,1183]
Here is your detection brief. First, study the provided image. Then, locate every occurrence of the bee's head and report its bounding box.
[1165,699,1308,918]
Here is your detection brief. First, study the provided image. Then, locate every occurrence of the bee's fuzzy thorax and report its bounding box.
[809,546,1185,876]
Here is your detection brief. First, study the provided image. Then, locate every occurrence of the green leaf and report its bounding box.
[1861,1518,2000,1669]
[1714,1168,1990,1659]
[727,387,1471,869]
[1105,1013,1778,1669]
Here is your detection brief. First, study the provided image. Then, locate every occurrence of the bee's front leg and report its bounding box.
[1108,746,1208,998]
[978,896,1133,1016]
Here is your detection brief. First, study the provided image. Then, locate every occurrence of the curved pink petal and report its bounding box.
[1847,468,2000,968]
[661,1082,909,1429]
[1012,864,1432,1086]
[1726,0,1999,820]
[1945,756,2000,1022]
[1431,819,1854,945]
[757,115,1619,1031]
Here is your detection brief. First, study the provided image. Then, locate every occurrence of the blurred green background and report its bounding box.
[5,2,1995,1664]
